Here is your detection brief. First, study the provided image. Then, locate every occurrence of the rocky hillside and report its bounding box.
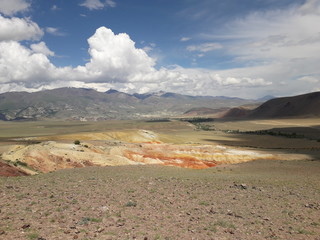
[0,88,256,120]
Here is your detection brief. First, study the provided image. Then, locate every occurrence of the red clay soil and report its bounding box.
[0,161,29,177]
[124,150,217,169]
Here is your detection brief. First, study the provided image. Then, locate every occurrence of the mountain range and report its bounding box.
[0,88,257,121]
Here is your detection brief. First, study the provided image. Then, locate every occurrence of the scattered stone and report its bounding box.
[225,229,235,234]
[232,183,248,190]
[209,207,217,214]
[96,228,104,233]
[305,203,320,210]
[226,210,243,218]
[240,184,248,189]
[117,222,125,227]
[21,224,30,229]
[252,186,263,191]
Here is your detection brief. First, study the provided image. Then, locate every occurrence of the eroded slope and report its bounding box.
[1,129,311,174]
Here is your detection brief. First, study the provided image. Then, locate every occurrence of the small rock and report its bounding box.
[225,229,235,234]
[232,183,248,190]
[96,228,104,233]
[0,230,5,235]
[209,207,217,214]
[21,224,30,229]
[240,184,248,189]
[117,222,125,227]
[227,210,233,216]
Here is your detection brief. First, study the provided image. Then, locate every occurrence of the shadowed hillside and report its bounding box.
[249,91,320,118]
[223,91,320,119]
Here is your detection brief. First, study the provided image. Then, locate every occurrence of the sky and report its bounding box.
[0,0,319,98]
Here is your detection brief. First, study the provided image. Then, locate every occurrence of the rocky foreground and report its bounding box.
[0,160,319,240]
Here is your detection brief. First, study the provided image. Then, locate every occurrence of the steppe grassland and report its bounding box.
[1,118,320,154]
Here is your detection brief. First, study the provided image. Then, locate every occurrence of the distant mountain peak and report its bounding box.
[106,89,120,94]
[257,95,275,101]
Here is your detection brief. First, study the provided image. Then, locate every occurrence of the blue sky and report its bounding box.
[0,0,319,98]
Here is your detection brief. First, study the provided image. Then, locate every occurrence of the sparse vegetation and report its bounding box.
[125,200,137,207]
[214,220,236,229]
[27,232,39,240]
[74,140,81,145]
[199,201,210,206]
[13,160,28,167]
[79,217,102,225]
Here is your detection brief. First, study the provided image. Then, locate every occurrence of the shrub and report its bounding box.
[74,140,81,145]
[15,160,28,167]
[125,200,137,207]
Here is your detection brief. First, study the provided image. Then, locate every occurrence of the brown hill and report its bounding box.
[249,91,320,118]
[222,91,320,119]
[222,107,251,118]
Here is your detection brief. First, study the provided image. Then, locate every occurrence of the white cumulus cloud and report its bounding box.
[0,0,30,16]
[76,27,156,82]
[0,41,57,84]
[0,15,43,42]
[30,42,55,57]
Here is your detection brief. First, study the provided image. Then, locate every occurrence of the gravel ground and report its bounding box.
[1,159,320,240]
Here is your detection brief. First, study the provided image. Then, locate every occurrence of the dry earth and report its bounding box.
[0,119,320,239]
[0,161,320,240]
